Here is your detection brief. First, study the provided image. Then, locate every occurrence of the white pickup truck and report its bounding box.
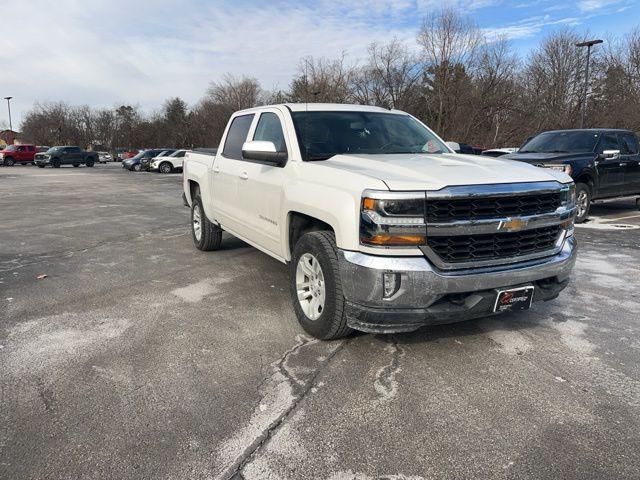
[183,104,577,339]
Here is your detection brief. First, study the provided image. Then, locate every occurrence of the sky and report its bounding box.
[1,0,638,128]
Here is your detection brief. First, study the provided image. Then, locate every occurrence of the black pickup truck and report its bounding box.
[34,146,99,168]
[503,129,640,222]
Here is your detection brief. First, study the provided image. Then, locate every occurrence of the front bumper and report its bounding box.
[338,236,577,333]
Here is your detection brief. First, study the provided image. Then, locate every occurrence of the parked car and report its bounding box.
[149,149,192,173]
[503,129,640,223]
[139,149,176,171]
[0,144,38,166]
[182,103,577,340]
[98,151,113,163]
[122,150,139,159]
[34,146,98,168]
[446,141,482,155]
[122,149,172,171]
[481,148,519,157]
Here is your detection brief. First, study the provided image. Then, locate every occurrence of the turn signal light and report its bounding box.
[362,234,426,246]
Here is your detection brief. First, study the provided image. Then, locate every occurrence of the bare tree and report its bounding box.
[289,55,355,103]
[207,74,263,112]
[417,9,483,138]
[351,39,422,113]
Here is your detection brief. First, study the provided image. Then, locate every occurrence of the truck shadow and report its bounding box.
[365,310,547,347]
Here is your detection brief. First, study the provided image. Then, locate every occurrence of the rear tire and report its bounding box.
[191,191,222,251]
[575,183,591,223]
[73,164,80,167]
[38,165,45,168]
[290,231,352,340]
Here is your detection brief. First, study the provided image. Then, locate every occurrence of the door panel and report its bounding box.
[596,133,625,197]
[211,114,255,236]
[618,133,640,194]
[236,110,288,257]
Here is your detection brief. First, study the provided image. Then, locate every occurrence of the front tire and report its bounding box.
[191,192,222,251]
[52,158,61,168]
[38,164,45,168]
[86,158,95,167]
[290,231,352,340]
[133,164,141,172]
[159,162,173,174]
[4,157,14,166]
[575,182,591,223]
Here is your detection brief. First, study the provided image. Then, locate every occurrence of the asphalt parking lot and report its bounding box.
[1,163,639,480]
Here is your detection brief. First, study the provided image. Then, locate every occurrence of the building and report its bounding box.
[0,129,20,145]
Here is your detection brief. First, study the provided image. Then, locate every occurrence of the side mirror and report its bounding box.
[242,141,287,166]
[600,149,620,160]
[446,141,460,153]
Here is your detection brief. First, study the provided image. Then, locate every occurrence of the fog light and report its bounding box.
[383,272,400,298]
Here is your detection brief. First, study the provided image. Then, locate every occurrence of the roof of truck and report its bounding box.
[236,103,403,115]
[283,103,398,113]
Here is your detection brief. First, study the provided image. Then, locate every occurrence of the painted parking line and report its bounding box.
[597,213,640,223]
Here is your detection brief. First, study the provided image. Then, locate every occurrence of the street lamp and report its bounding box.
[3,96,12,132]
[576,39,603,128]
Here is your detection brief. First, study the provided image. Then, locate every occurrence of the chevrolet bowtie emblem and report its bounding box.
[498,218,528,232]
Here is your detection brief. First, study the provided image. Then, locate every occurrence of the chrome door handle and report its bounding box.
[240,172,248,180]
[213,166,220,173]
[619,162,628,166]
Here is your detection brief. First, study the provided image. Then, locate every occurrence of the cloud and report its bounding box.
[483,15,582,40]
[577,0,623,11]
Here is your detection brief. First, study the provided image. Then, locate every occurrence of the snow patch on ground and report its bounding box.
[479,318,532,356]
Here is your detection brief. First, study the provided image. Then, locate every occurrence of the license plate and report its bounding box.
[493,286,534,313]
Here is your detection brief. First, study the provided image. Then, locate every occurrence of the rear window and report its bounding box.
[222,114,254,160]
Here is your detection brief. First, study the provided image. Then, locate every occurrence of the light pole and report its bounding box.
[3,96,12,132]
[576,39,603,128]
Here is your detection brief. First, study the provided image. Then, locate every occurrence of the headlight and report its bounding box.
[560,183,576,208]
[560,183,576,237]
[544,164,573,175]
[360,191,426,247]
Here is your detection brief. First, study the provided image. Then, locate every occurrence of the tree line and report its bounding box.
[20,9,640,150]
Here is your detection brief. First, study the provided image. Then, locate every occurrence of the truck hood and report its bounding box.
[319,153,571,191]
[502,152,593,164]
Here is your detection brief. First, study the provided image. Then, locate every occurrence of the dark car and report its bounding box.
[503,129,640,222]
[122,149,174,171]
[139,149,176,171]
[34,146,99,168]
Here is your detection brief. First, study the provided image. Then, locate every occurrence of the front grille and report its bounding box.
[426,192,561,222]
[426,225,561,264]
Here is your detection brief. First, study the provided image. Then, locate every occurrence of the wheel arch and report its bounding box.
[287,211,336,261]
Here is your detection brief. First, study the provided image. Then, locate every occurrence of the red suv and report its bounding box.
[0,144,39,166]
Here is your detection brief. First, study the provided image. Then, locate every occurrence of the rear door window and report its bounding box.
[619,133,639,155]
[222,114,254,160]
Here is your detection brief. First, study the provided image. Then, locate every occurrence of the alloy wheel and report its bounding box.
[295,253,325,320]
[192,204,202,241]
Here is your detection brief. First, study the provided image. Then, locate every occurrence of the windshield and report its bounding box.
[168,150,184,157]
[291,111,449,161]
[46,147,64,153]
[131,151,147,160]
[520,131,600,154]
[4,145,16,152]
